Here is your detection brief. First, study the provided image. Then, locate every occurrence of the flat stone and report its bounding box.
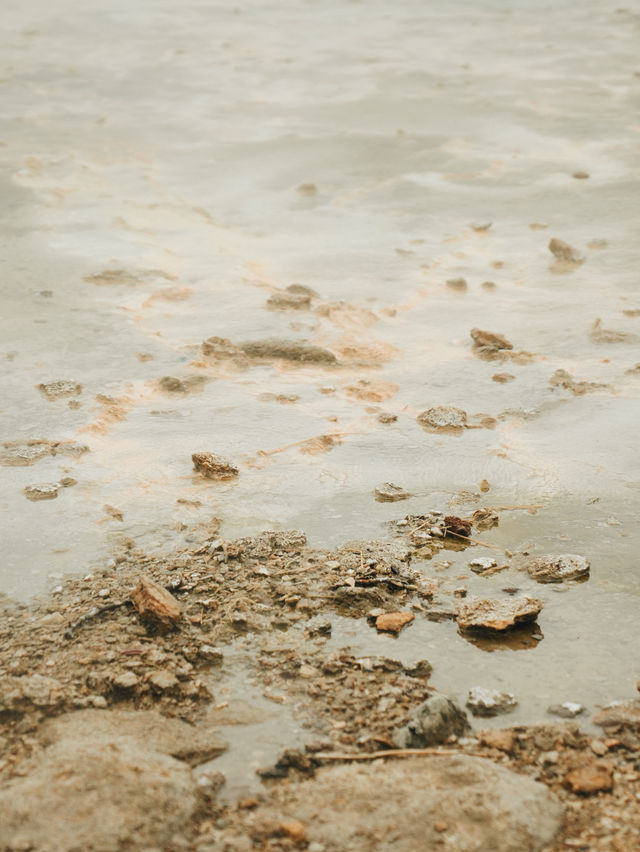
[112,671,139,690]
[239,339,337,364]
[525,554,590,584]
[467,687,518,717]
[23,483,59,501]
[375,612,414,633]
[148,670,179,692]
[392,694,471,748]
[469,557,497,572]
[257,754,563,851]
[456,596,542,632]
[478,729,516,753]
[417,405,467,431]
[374,482,411,502]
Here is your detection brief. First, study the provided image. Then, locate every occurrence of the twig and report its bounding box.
[314,748,488,761]
[443,529,503,551]
[64,600,132,640]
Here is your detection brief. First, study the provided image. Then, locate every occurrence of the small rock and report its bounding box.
[467,687,518,717]
[198,645,224,665]
[266,292,312,310]
[446,277,468,291]
[374,482,411,502]
[130,577,181,633]
[470,328,513,359]
[112,671,139,691]
[305,616,332,637]
[525,554,590,584]
[548,238,583,264]
[240,339,337,364]
[392,695,472,748]
[564,762,613,795]
[417,406,467,432]
[377,412,397,424]
[541,750,559,765]
[148,670,179,693]
[403,660,433,679]
[453,587,468,598]
[590,739,608,757]
[492,372,515,383]
[478,729,516,753]
[375,612,414,633]
[279,820,306,843]
[547,702,584,719]
[37,380,82,400]
[593,701,640,730]
[572,171,589,179]
[469,557,497,573]
[456,595,542,632]
[24,483,59,501]
[192,452,239,480]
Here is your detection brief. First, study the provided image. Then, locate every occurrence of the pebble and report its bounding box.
[113,671,139,690]
[198,645,224,665]
[375,612,414,633]
[547,702,584,719]
[466,687,518,717]
[469,557,497,572]
[417,406,467,431]
[525,554,590,584]
[148,670,179,692]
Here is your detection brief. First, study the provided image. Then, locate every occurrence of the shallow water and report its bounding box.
[1,0,640,725]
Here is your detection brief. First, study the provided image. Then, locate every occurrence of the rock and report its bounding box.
[0,740,198,852]
[392,694,471,748]
[305,616,332,637]
[112,671,139,691]
[446,277,468,291]
[201,335,247,362]
[148,670,179,692]
[564,762,614,795]
[417,406,467,432]
[130,576,181,632]
[469,557,497,573]
[377,412,397,424]
[548,238,583,263]
[0,675,65,714]
[192,452,239,480]
[259,755,562,851]
[443,516,472,537]
[478,729,516,753]
[23,483,59,501]
[375,612,414,633]
[547,702,584,719]
[279,820,307,843]
[525,554,590,583]
[266,292,312,310]
[467,687,518,717]
[198,645,224,665]
[239,339,337,364]
[37,380,82,400]
[593,701,640,730]
[456,596,542,632]
[403,660,433,679]
[158,375,208,394]
[374,482,411,502]
[492,372,515,383]
[39,708,227,766]
[470,328,513,359]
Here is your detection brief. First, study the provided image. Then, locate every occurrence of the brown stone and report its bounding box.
[375,612,414,633]
[479,729,516,753]
[279,819,307,843]
[593,701,640,730]
[564,762,613,795]
[130,577,181,632]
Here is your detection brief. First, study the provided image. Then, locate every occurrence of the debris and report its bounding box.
[472,508,499,530]
[158,375,208,394]
[466,687,518,717]
[374,482,411,502]
[470,328,513,359]
[590,318,638,344]
[478,729,516,753]
[549,369,605,395]
[492,372,515,383]
[471,223,492,232]
[377,412,398,424]
[266,292,312,310]
[564,762,614,795]
[239,339,337,364]
[525,554,590,584]
[593,701,640,730]
[572,171,589,179]
[130,576,182,632]
[148,670,179,692]
[24,483,60,501]
[305,616,332,637]
[375,612,414,633]
[548,238,583,264]
[469,557,497,573]
[417,406,467,432]
[456,596,543,632]
[392,695,472,748]
[37,380,82,400]
[548,702,585,719]
[192,452,239,480]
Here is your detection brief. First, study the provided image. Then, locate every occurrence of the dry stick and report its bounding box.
[314,748,489,762]
[64,600,132,640]
[444,529,503,551]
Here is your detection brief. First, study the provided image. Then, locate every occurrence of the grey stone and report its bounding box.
[467,687,518,717]
[392,694,471,748]
[547,702,584,719]
[258,754,563,852]
[525,554,590,584]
